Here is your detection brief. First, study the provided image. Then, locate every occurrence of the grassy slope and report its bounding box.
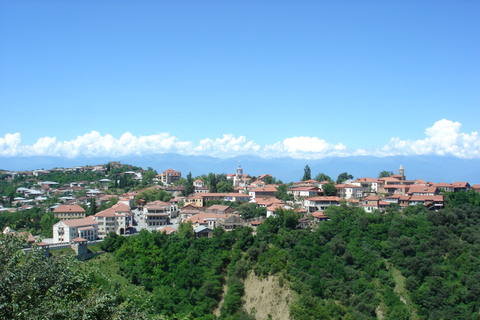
[388,263,419,319]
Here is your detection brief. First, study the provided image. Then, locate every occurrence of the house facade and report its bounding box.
[159,169,181,185]
[53,216,98,243]
[53,204,86,220]
[304,196,341,212]
[94,203,132,238]
[336,184,363,200]
[143,200,173,226]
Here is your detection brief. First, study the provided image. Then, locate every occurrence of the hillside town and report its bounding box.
[1,162,479,245]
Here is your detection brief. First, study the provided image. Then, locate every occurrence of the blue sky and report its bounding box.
[1,1,479,160]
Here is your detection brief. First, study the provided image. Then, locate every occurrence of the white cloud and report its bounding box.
[263,137,350,159]
[194,134,261,156]
[0,131,257,158]
[1,119,479,159]
[378,119,480,158]
[0,133,22,156]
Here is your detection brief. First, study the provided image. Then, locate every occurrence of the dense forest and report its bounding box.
[2,190,480,319]
[100,190,480,319]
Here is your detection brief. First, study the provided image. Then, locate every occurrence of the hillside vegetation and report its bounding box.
[2,190,480,319]
[102,191,480,319]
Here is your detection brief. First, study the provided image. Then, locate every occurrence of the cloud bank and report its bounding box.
[1,119,479,159]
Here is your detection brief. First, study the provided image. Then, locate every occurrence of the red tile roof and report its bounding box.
[382,184,407,189]
[54,204,85,213]
[62,216,97,227]
[312,211,329,219]
[71,237,87,242]
[157,226,177,234]
[184,213,227,224]
[306,196,341,201]
[409,195,443,201]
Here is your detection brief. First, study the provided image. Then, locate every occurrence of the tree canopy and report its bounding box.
[134,188,172,206]
[378,170,394,178]
[336,172,354,184]
[315,173,332,182]
[302,165,312,181]
[322,183,337,196]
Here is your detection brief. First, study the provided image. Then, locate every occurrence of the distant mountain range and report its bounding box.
[1,154,479,184]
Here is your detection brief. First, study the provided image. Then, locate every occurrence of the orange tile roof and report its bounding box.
[453,182,469,187]
[407,185,437,194]
[267,203,286,211]
[312,211,329,219]
[113,202,131,212]
[62,216,97,227]
[290,187,318,191]
[382,184,407,189]
[71,237,87,242]
[184,213,227,224]
[409,195,443,201]
[157,226,177,234]
[207,205,231,211]
[335,184,362,189]
[54,204,85,213]
[251,185,278,192]
[306,196,341,201]
[95,203,131,217]
[381,177,400,182]
[354,178,381,183]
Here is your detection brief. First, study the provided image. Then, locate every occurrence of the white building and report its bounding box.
[143,200,173,227]
[303,196,341,213]
[336,184,363,200]
[53,216,98,243]
[94,203,132,238]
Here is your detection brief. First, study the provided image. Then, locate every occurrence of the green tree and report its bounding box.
[263,175,275,185]
[100,232,126,252]
[315,173,332,182]
[0,234,147,319]
[275,184,294,202]
[87,198,97,216]
[217,180,234,193]
[302,165,312,181]
[336,172,353,184]
[134,189,172,206]
[142,168,157,185]
[209,174,218,193]
[322,183,337,196]
[185,172,194,196]
[378,170,394,178]
[177,222,195,240]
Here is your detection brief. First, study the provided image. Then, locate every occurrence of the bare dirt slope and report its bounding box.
[242,271,294,320]
[213,283,227,317]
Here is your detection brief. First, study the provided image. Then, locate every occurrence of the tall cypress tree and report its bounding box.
[302,165,311,181]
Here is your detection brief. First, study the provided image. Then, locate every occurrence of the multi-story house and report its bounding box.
[158,169,181,186]
[193,180,209,193]
[94,203,132,238]
[304,196,341,213]
[143,200,172,227]
[216,215,244,230]
[408,195,444,210]
[53,216,98,243]
[287,187,319,200]
[406,185,438,196]
[352,177,381,196]
[249,185,278,199]
[53,204,86,220]
[335,184,363,200]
